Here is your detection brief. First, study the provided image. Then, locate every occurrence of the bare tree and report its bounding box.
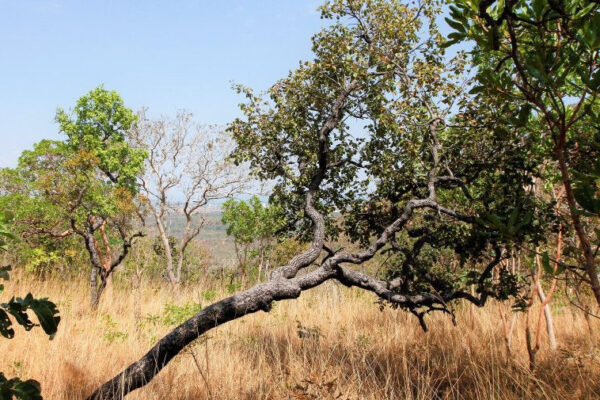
[129,109,247,290]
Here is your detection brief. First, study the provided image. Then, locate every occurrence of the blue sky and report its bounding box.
[0,0,325,167]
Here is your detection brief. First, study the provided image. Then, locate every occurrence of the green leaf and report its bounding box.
[574,181,600,214]
[0,308,15,339]
[29,298,60,337]
[443,32,466,48]
[445,17,466,33]
[495,0,505,17]
[574,3,596,19]
[0,375,42,400]
[469,85,485,95]
[4,299,34,332]
[579,14,600,50]
[525,63,547,82]
[541,251,553,275]
[555,261,566,276]
[449,5,463,20]
[532,0,546,18]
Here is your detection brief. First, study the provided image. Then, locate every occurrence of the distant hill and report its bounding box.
[145,210,235,263]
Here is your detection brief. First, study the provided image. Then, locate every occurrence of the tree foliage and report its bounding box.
[222,196,285,278]
[229,0,549,304]
[56,85,146,191]
[222,196,283,248]
[445,0,600,304]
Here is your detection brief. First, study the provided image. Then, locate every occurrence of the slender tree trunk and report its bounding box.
[536,281,557,350]
[555,139,600,307]
[154,210,177,290]
[242,246,248,283]
[499,303,517,362]
[175,252,185,289]
[90,266,100,309]
[94,279,107,310]
[176,214,195,286]
[526,245,561,371]
[525,296,537,371]
[90,270,108,310]
[233,241,244,280]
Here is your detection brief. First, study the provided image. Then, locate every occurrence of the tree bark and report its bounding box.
[154,209,177,290]
[87,273,324,400]
[90,266,100,309]
[536,281,557,350]
[90,269,108,311]
[555,137,600,307]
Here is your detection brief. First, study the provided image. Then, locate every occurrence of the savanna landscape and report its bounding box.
[1,1,600,399]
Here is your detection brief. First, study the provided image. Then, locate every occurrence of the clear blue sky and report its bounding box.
[0,0,325,167]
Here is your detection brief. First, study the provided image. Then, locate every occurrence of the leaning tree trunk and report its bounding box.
[86,275,318,400]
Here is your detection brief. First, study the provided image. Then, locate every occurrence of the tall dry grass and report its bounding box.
[1,276,599,400]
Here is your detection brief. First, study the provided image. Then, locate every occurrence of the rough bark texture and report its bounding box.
[87,273,325,399]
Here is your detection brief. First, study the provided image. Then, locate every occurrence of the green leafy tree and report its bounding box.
[0,217,60,400]
[55,86,145,190]
[89,1,551,398]
[221,196,285,280]
[0,87,147,309]
[444,0,600,304]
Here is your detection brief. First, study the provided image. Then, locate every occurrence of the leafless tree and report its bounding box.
[129,109,248,290]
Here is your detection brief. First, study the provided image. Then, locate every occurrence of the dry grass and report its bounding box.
[2,276,600,400]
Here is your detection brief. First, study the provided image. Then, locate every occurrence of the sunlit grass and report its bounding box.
[2,276,599,399]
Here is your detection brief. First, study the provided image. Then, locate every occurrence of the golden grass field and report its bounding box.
[2,276,600,400]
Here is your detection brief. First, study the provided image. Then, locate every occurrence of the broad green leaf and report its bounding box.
[445,17,466,33]
[574,3,596,20]
[29,298,60,337]
[574,181,600,214]
[4,299,34,331]
[0,376,42,400]
[0,309,15,339]
[532,0,546,18]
